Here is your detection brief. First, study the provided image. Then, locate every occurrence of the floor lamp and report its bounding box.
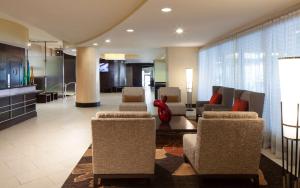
[185,68,193,111]
[279,57,300,188]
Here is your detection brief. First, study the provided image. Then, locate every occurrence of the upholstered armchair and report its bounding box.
[196,86,234,120]
[233,89,265,117]
[119,87,147,111]
[183,111,264,186]
[91,111,156,187]
[158,87,186,115]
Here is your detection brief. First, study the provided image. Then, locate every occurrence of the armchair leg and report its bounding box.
[94,174,102,187]
[93,174,98,188]
[198,176,204,186]
[183,154,189,163]
[146,177,154,185]
[252,175,259,188]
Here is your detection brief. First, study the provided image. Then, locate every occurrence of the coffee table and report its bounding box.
[155,116,197,134]
[155,116,197,146]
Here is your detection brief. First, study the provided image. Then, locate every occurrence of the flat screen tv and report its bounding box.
[99,63,109,72]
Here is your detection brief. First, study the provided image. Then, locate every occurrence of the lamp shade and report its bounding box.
[279,57,300,139]
[185,68,193,92]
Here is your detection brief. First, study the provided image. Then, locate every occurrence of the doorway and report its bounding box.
[142,67,153,87]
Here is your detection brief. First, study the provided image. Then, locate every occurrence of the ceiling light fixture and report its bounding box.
[161,7,172,13]
[176,28,184,34]
[126,29,134,33]
[27,42,31,47]
[105,39,111,43]
[93,42,98,46]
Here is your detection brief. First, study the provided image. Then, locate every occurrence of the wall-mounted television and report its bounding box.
[99,63,109,72]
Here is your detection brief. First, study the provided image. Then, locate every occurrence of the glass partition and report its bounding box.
[45,56,63,95]
[154,60,167,82]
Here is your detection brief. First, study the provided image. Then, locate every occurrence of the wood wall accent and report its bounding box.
[64,54,76,91]
[100,59,126,92]
[0,43,25,89]
[126,63,153,87]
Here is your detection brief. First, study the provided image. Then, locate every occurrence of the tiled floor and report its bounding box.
[0,89,279,188]
[0,93,123,188]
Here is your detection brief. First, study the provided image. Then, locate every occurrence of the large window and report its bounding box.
[198,9,300,157]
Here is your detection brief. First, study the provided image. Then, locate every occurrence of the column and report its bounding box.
[75,47,100,107]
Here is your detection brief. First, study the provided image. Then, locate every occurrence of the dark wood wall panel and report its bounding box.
[64,54,76,91]
[0,43,25,89]
[126,63,153,87]
[100,59,126,92]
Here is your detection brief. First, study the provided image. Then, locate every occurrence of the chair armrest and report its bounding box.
[196,101,209,107]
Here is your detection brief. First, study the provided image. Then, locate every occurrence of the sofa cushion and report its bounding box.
[96,111,150,118]
[123,95,143,102]
[202,111,258,119]
[232,99,249,111]
[209,93,222,104]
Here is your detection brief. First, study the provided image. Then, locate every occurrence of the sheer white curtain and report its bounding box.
[198,9,300,157]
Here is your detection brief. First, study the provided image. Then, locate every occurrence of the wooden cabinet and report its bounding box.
[0,86,37,130]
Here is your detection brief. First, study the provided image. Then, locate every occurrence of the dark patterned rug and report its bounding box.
[62,145,283,188]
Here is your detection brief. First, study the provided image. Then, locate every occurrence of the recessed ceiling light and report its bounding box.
[71,49,76,52]
[93,42,98,46]
[126,29,134,33]
[161,7,172,13]
[27,42,31,47]
[176,28,184,34]
[105,39,111,43]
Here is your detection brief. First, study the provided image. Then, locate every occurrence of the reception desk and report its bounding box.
[0,86,37,130]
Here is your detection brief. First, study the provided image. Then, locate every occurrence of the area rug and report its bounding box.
[62,145,283,188]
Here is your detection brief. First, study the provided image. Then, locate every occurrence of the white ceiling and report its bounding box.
[86,0,300,48]
[0,0,299,61]
[0,0,145,44]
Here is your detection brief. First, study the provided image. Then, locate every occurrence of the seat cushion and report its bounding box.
[166,103,186,115]
[119,102,147,111]
[183,134,197,166]
[202,111,258,119]
[123,95,143,102]
[165,95,179,103]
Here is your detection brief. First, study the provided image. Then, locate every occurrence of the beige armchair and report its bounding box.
[91,111,156,187]
[158,87,186,115]
[183,111,264,186]
[119,87,147,111]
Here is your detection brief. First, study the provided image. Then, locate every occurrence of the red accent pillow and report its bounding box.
[209,93,222,104]
[232,99,249,111]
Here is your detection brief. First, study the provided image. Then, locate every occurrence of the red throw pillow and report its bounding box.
[209,93,222,104]
[232,99,249,111]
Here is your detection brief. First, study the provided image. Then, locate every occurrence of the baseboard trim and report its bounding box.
[75,102,100,108]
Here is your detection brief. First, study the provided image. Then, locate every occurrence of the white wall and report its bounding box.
[166,47,199,104]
